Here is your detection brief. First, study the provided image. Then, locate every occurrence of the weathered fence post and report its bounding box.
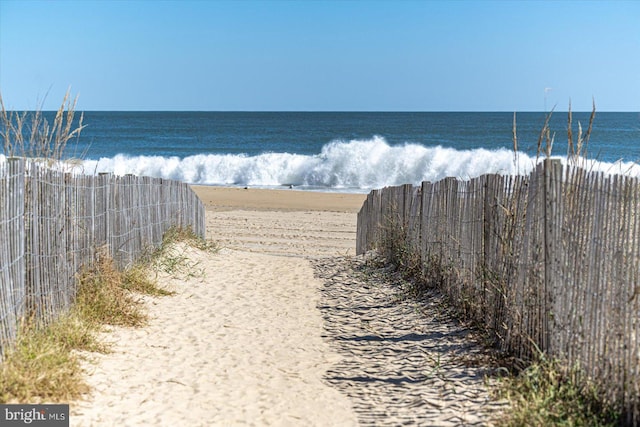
[543,159,563,355]
[0,158,26,357]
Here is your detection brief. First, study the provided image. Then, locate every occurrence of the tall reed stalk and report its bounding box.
[0,90,85,161]
[516,100,596,167]
[567,98,596,167]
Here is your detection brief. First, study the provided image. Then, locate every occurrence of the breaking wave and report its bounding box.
[46,137,640,191]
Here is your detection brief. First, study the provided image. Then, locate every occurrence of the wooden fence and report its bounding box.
[357,159,639,425]
[0,158,205,356]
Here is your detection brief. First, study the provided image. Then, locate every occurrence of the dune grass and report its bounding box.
[494,357,619,426]
[0,227,215,404]
[0,314,98,404]
[1,89,85,162]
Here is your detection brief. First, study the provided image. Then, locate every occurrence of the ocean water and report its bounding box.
[6,112,640,192]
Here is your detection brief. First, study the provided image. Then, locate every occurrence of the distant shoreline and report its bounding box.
[190,185,367,213]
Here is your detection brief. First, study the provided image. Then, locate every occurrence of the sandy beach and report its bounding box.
[196,187,366,258]
[71,186,505,426]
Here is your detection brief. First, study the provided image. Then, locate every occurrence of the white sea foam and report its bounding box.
[10,137,640,191]
[77,137,522,190]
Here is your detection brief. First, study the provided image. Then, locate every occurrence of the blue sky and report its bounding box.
[0,0,638,111]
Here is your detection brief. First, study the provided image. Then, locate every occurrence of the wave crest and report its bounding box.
[75,137,640,191]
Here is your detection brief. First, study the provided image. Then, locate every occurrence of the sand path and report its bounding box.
[72,188,505,426]
[72,244,357,426]
[315,256,506,425]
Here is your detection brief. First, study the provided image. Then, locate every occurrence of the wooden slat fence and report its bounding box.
[356,159,640,425]
[0,158,205,356]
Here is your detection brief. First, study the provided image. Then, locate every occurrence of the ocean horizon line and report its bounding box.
[12,109,640,114]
